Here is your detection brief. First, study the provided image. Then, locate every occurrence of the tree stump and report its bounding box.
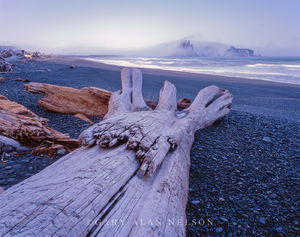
[0,68,232,236]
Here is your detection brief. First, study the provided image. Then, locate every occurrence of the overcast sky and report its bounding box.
[1,0,300,56]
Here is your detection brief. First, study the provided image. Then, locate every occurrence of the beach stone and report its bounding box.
[13,164,22,170]
[0,56,12,72]
[216,227,223,233]
[1,50,13,58]
[258,217,266,225]
[57,149,67,155]
[270,193,277,198]
[191,200,201,205]
[6,169,14,175]
[219,197,225,202]
[263,136,272,143]
[7,178,17,183]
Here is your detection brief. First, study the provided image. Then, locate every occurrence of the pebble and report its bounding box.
[219,197,225,202]
[270,193,277,198]
[216,227,223,233]
[220,217,228,223]
[13,164,22,170]
[57,149,67,156]
[263,136,272,143]
[7,178,16,183]
[258,218,266,225]
[6,170,15,175]
[191,200,200,205]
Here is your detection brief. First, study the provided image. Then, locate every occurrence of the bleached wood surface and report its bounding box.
[0,68,232,236]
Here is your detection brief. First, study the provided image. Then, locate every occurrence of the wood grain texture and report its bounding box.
[0,94,78,149]
[0,68,232,236]
[24,83,111,117]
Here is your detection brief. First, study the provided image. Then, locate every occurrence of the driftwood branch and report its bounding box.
[0,68,232,236]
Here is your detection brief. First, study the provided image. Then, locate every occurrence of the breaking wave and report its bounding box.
[83,56,300,85]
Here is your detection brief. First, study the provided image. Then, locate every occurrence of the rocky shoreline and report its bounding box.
[0,58,299,236]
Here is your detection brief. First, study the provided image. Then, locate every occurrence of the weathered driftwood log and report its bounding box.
[0,68,232,236]
[24,82,112,117]
[0,94,78,149]
[24,82,191,119]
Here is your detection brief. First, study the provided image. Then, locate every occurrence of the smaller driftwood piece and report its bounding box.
[24,82,111,117]
[0,94,78,152]
[0,68,232,236]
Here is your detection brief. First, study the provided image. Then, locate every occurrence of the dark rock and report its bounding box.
[226,46,254,57]
[0,56,12,72]
[7,177,17,183]
[1,50,13,58]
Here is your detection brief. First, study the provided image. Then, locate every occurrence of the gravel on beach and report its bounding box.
[0,60,299,236]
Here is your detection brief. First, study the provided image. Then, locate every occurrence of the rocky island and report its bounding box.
[170,40,256,57]
[226,46,255,57]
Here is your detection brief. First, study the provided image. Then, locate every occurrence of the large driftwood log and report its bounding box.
[24,82,191,118]
[0,94,78,149]
[0,68,232,236]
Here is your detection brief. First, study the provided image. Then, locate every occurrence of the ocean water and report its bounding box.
[83,56,300,85]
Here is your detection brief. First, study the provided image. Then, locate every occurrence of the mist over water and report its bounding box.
[83,56,300,85]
